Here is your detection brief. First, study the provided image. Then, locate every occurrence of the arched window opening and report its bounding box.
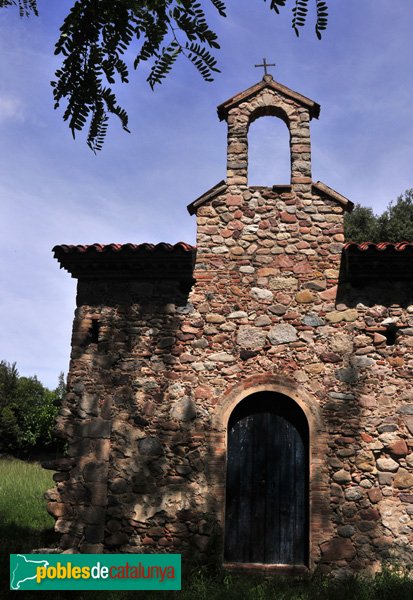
[248,116,291,186]
[224,391,309,566]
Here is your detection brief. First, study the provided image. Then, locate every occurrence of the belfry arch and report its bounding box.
[247,113,291,185]
[218,73,318,188]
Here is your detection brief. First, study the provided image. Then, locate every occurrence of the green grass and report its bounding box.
[0,456,59,599]
[0,457,412,599]
[0,456,55,536]
[173,568,413,600]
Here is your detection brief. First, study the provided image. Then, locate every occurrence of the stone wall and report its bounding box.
[48,76,413,574]
[47,182,413,574]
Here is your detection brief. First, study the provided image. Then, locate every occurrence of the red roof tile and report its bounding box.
[53,242,196,280]
[53,242,195,254]
[344,242,413,251]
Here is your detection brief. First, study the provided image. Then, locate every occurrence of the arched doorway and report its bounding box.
[224,391,309,565]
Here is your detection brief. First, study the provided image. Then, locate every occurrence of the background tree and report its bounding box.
[344,205,379,243]
[0,361,63,455]
[377,189,413,243]
[1,0,328,151]
[55,371,66,404]
[344,189,413,243]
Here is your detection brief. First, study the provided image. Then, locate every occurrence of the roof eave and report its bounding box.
[312,181,354,213]
[53,242,196,280]
[187,180,227,215]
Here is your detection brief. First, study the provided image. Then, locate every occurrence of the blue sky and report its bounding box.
[1,0,412,388]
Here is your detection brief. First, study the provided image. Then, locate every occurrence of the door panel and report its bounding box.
[224,393,308,565]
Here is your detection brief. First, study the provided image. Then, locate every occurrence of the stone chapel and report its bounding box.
[48,74,413,576]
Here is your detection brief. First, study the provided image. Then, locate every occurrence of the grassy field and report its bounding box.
[0,456,59,598]
[1,457,413,599]
[0,456,57,550]
[0,457,55,530]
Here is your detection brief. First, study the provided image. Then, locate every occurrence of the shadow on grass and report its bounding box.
[2,528,413,600]
[1,522,57,599]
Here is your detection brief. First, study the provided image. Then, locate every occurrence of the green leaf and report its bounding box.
[1,0,331,150]
[0,0,38,17]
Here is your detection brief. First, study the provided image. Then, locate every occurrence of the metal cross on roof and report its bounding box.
[255,58,276,76]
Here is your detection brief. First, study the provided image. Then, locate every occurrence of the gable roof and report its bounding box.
[217,75,321,122]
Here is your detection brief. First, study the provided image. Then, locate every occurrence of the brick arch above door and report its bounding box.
[213,374,321,435]
[212,373,333,572]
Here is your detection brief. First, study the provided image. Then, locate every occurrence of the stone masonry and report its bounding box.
[48,75,413,576]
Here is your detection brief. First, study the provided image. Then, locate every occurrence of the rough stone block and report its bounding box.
[171,398,197,421]
[80,419,111,439]
[236,326,267,350]
[268,324,297,345]
[320,538,356,561]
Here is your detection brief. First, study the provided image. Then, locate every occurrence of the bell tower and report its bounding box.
[217,72,320,189]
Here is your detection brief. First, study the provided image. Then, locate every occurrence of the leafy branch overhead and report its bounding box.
[0,0,37,17]
[3,0,328,151]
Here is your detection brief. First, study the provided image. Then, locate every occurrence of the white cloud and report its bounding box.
[0,94,25,124]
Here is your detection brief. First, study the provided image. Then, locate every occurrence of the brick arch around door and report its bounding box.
[213,375,331,571]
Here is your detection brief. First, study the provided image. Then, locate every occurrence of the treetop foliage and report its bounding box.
[2,0,327,151]
[344,189,413,243]
[0,361,65,454]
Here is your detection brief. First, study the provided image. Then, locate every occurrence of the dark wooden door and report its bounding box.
[224,393,308,565]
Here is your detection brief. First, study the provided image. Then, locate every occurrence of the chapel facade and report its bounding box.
[48,75,413,576]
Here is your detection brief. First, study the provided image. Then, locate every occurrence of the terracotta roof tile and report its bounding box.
[53,242,195,254]
[53,242,196,280]
[344,242,413,251]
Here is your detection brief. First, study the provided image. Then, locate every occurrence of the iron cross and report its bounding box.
[255,58,276,76]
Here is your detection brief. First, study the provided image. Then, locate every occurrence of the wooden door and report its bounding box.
[224,393,308,565]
